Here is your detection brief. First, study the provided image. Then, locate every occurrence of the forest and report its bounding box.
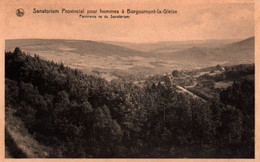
[5,48,254,158]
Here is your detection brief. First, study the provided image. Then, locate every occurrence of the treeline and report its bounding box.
[198,64,254,83]
[5,48,254,158]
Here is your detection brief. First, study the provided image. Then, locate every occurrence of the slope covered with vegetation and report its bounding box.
[5,48,254,158]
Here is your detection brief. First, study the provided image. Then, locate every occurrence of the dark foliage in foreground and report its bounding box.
[5,48,254,158]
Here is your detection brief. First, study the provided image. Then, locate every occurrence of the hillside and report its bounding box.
[5,48,254,158]
[5,107,51,158]
[231,36,254,47]
[4,39,186,78]
[5,37,254,77]
[6,39,162,78]
[154,37,254,65]
[104,39,238,52]
[6,39,150,58]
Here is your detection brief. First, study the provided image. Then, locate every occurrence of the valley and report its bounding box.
[5,37,254,82]
[4,37,255,158]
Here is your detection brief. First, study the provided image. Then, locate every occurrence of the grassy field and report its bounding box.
[214,81,233,89]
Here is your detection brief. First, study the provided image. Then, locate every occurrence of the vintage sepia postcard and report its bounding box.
[0,0,259,161]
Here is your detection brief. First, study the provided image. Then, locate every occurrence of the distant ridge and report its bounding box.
[5,39,150,58]
[5,37,254,71]
[229,36,254,48]
[154,36,254,65]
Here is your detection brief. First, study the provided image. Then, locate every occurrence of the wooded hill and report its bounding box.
[5,48,254,158]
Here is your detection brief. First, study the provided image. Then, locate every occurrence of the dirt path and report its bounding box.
[5,128,27,158]
[174,84,207,102]
[5,107,51,158]
[132,77,207,102]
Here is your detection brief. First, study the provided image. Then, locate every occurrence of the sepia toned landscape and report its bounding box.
[3,0,256,159]
[5,36,254,80]
[5,36,254,158]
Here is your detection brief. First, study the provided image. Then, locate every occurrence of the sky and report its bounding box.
[3,0,255,43]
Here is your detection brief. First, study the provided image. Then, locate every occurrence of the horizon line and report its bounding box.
[5,36,254,44]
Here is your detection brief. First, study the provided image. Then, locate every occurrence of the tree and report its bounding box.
[14,47,22,55]
[172,70,180,77]
[219,106,243,144]
[93,105,123,156]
